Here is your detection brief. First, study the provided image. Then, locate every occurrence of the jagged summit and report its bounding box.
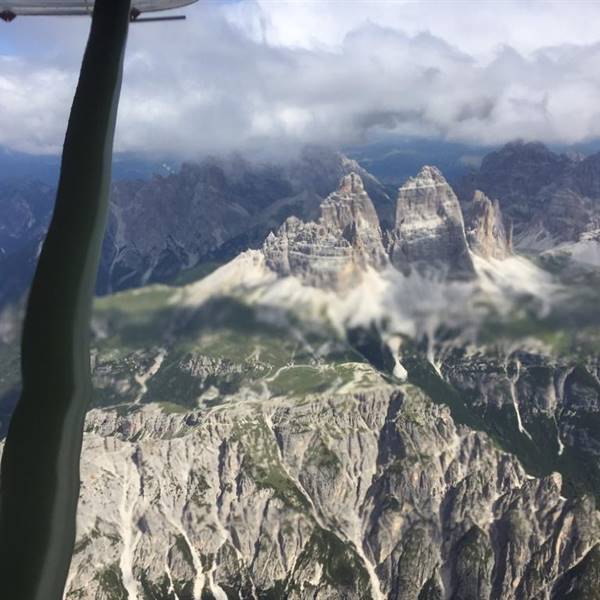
[459,141,600,248]
[461,140,572,216]
[465,190,512,259]
[391,164,476,280]
[399,165,449,190]
[263,173,387,290]
[263,165,523,289]
[320,172,381,232]
[338,172,365,195]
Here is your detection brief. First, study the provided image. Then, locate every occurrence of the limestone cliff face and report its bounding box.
[263,173,388,290]
[320,172,381,232]
[465,190,512,259]
[0,180,53,258]
[389,166,475,280]
[264,167,503,292]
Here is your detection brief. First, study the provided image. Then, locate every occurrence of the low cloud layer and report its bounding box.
[2,0,600,156]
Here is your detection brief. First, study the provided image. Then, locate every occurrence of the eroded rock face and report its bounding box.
[574,153,600,198]
[468,141,571,204]
[465,190,512,259]
[55,387,599,599]
[264,173,388,290]
[263,167,501,291]
[459,140,600,250]
[0,181,54,307]
[389,166,475,280]
[320,172,380,232]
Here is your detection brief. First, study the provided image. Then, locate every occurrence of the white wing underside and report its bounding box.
[1,0,196,15]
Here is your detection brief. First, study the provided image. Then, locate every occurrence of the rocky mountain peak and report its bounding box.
[291,146,394,225]
[390,165,476,280]
[264,163,524,288]
[459,141,600,248]
[338,172,365,195]
[465,190,512,259]
[467,140,572,204]
[400,165,448,190]
[320,172,381,232]
[574,152,600,198]
[263,174,387,290]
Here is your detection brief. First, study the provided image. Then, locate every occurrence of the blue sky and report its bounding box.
[2,0,600,157]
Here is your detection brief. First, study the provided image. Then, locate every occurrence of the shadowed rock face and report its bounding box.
[473,141,571,202]
[0,182,55,308]
[459,141,600,249]
[390,166,475,280]
[465,190,512,260]
[0,181,54,258]
[573,153,600,198]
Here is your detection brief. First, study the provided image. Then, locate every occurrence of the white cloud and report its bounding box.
[249,0,600,58]
[2,0,600,156]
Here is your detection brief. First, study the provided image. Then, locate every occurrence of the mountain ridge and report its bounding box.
[4,139,600,312]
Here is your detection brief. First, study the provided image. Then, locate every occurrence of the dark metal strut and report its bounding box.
[0,1,131,598]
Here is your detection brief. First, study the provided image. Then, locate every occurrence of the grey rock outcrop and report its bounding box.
[465,190,512,259]
[467,141,571,204]
[264,173,388,290]
[574,152,600,198]
[389,166,475,279]
[0,181,54,307]
[459,140,600,249]
[0,180,53,258]
[263,166,530,289]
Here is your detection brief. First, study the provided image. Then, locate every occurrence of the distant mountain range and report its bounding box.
[0,146,392,308]
[2,140,600,313]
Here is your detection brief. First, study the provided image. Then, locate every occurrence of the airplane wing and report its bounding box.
[1,0,197,16]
